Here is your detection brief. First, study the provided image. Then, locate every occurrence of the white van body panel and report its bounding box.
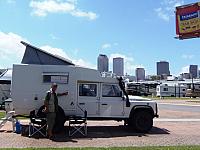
[12,64,157,119]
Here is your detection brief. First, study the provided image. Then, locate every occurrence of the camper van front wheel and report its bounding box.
[131,111,153,133]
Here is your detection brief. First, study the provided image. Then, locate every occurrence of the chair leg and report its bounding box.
[29,123,31,137]
[85,122,87,136]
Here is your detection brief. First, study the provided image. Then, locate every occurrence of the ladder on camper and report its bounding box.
[0,111,16,132]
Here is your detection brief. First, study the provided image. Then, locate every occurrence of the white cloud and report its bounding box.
[0,31,28,61]
[154,7,170,22]
[109,53,144,75]
[30,0,75,17]
[181,54,194,59]
[40,45,95,68]
[102,43,111,49]
[40,45,71,60]
[155,0,184,21]
[30,0,98,20]
[71,9,97,20]
[101,42,119,50]
[0,31,95,69]
[73,59,96,69]
[180,65,189,74]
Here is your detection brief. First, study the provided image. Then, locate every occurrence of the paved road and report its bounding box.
[158,103,200,113]
[156,101,200,119]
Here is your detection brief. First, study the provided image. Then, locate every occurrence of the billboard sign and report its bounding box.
[176,2,200,39]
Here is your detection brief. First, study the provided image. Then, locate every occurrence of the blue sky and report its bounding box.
[0,0,199,76]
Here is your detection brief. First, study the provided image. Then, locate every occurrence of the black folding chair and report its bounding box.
[69,110,87,136]
[29,110,47,137]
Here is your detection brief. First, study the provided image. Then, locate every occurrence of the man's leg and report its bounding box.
[47,113,56,138]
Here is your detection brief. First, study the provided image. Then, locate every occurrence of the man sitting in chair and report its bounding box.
[44,83,68,139]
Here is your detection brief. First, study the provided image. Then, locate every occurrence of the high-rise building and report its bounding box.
[136,68,145,81]
[189,65,198,78]
[157,61,170,76]
[113,57,124,76]
[97,54,109,72]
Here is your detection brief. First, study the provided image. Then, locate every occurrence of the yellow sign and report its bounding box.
[178,11,200,34]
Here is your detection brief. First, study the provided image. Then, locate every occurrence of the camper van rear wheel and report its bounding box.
[132,111,153,133]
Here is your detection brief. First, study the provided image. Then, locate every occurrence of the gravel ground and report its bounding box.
[1,99,200,148]
[1,121,200,148]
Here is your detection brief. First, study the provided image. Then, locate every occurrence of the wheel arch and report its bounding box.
[129,105,154,119]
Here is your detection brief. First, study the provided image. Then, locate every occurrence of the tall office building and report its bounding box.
[136,68,145,81]
[157,61,170,76]
[189,65,198,78]
[113,57,124,76]
[97,54,109,72]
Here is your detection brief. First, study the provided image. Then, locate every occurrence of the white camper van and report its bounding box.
[9,41,159,133]
[0,69,12,106]
[11,64,158,132]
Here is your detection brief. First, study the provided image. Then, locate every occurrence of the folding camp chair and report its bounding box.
[29,110,47,137]
[0,111,16,132]
[69,110,87,137]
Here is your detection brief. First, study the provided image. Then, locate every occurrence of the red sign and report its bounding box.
[176,2,200,39]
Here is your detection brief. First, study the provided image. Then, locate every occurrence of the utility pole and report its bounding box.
[175,84,176,97]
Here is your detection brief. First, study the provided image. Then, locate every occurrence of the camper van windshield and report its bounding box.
[102,84,121,97]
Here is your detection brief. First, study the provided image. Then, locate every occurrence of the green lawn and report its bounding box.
[0,111,28,120]
[0,111,5,119]
[0,146,200,150]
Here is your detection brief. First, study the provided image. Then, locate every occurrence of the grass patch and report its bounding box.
[0,111,27,120]
[0,146,200,150]
[0,111,5,119]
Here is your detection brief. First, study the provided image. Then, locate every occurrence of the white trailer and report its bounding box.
[156,83,187,97]
[11,64,158,132]
[0,69,11,105]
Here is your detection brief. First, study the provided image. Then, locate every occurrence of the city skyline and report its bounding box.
[1,0,200,76]
[97,54,199,78]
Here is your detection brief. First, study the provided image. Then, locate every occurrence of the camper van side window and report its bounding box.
[79,84,97,97]
[43,74,69,84]
[102,84,121,97]
[163,88,168,91]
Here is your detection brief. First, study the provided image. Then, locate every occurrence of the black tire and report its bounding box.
[132,111,153,133]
